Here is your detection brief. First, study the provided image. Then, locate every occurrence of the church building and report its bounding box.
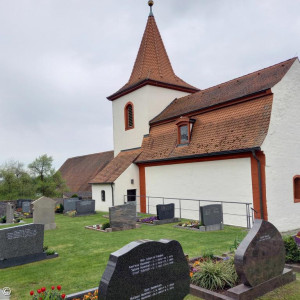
[62,1,300,232]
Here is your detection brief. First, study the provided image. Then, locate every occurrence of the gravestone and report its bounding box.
[234,219,285,287]
[99,239,190,300]
[157,204,175,220]
[200,204,223,226]
[5,203,14,224]
[22,201,31,213]
[227,219,295,299]
[76,200,95,216]
[63,198,80,212]
[0,202,7,217]
[0,223,46,268]
[109,204,136,231]
[17,199,31,208]
[33,196,56,230]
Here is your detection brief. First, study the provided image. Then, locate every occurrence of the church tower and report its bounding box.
[108,1,198,156]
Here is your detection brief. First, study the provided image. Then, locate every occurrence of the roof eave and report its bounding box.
[107,79,199,101]
[135,147,261,165]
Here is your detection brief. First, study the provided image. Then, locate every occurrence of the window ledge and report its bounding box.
[177,143,189,147]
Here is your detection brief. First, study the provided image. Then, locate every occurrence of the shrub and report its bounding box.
[191,259,238,291]
[46,249,56,256]
[67,210,77,217]
[102,222,110,230]
[0,216,6,223]
[71,194,78,198]
[284,236,300,263]
[43,245,49,251]
[55,204,64,214]
[202,249,214,261]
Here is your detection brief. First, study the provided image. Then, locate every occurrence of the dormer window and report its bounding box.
[125,102,134,130]
[176,117,195,145]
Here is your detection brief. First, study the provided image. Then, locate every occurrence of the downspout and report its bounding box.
[251,150,264,219]
[110,183,115,207]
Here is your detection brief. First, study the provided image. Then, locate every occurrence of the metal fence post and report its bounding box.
[179,199,181,219]
[199,200,201,224]
[162,197,165,204]
[147,196,150,214]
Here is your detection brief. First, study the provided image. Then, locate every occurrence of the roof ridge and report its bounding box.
[200,57,297,93]
[66,150,114,161]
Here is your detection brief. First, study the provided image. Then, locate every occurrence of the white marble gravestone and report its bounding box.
[32,197,56,230]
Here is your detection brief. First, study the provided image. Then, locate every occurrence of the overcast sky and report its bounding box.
[0,0,299,170]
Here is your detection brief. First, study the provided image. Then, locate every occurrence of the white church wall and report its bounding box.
[261,59,300,232]
[144,157,253,227]
[92,184,112,212]
[114,163,140,209]
[112,85,190,155]
[92,164,140,211]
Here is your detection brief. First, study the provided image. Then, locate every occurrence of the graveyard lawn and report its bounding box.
[0,213,299,300]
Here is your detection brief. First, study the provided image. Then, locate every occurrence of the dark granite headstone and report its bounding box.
[63,198,80,212]
[156,204,175,220]
[0,202,7,217]
[17,199,31,209]
[234,219,286,287]
[76,200,95,216]
[0,223,44,260]
[109,204,136,231]
[200,204,223,226]
[22,201,31,213]
[99,239,190,300]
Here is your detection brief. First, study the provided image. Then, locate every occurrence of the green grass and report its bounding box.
[0,213,298,300]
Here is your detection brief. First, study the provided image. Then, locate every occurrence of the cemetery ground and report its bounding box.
[0,213,299,300]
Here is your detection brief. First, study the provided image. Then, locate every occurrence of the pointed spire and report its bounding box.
[148,0,154,17]
[107,3,199,100]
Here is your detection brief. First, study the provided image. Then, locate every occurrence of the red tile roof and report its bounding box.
[150,57,297,124]
[137,94,273,163]
[90,148,142,183]
[59,151,114,192]
[108,15,198,100]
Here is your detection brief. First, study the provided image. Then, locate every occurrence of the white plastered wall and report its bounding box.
[92,163,140,212]
[92,184,112,212]
[261,59,300,232]
[144,158,253,227]
[112,85,190,155]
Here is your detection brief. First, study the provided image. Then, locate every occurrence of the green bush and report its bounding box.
[46,249,56,256]
[191,259,238,290]
[55,203,64,214]
[202,249,214,260]
[71,194,78,198]
[102,222,110,230]
[0,215,6,223]
[284,236,300,263]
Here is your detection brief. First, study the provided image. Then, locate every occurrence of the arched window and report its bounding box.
[101,190,105,202]
[124,102,134,130]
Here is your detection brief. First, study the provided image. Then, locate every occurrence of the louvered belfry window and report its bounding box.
[125,102,134,130]
[127,104,133,127]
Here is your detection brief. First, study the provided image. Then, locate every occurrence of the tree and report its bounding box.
[28,155,68,197]
[28,154,54,182]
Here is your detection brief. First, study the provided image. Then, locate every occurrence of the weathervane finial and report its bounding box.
[148,0,154,16]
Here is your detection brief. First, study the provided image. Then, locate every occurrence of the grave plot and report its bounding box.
[32,196,56,230]
[190,219,296,300]
[85,203,140,232]
[0,223,58,269]
[64,199,95,217]
[137,203,180,225]
[175,204,223,232]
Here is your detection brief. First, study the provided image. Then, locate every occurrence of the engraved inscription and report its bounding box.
[6,229,37,240]
[258,234,271,242]
[129,254,174,275]
[130,283,175,300]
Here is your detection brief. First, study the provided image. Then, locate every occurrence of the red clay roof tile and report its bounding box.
[137,94,273,163]
[150,57,297,124]
[90,148,142,183]
[59,151,114,192]
[108,16,198,100]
